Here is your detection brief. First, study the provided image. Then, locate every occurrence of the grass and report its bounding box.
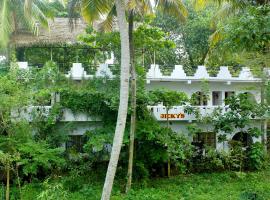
[6,169,270,200]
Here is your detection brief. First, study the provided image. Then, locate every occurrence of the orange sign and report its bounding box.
[160,113,185,119]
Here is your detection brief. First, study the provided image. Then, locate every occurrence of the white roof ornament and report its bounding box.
[95,63,115,78]
[17,62,29,70]
[171,65,186,79]
[105,52,115,65]
[146,64,163,79]
[217,66,232,79]
[194,65,209,79]
[65,63,92,80]
[239,67,253,79]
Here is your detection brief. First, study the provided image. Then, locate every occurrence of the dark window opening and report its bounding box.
[231,132,253,148]
[212,91,222,106]
[66,135,87,153]
[193,132,216,148]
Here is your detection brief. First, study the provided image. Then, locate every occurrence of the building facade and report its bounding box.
[14,62,268,151]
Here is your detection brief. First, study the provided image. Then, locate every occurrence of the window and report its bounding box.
[193,132,216,148]
[212,91,222,106]
[191,92,208,106]
[66,135,87,153]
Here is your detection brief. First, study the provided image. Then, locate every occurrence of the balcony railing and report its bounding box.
[11,106,101,122]
[148,105,224,121]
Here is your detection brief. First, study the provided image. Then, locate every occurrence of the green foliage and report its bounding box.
[207,5,270,69]
[247,142,266,170]
[18,169,270,200]
[78,23,177,70]
[18,141,65,176]
[149,89,188,109]
[37,180,68,200]
[213,93,266,133]
[152,2,216,72]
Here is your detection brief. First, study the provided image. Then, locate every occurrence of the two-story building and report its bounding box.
[14,61,269,152]
[146,64,267,151]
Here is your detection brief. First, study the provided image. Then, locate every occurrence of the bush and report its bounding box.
[247,142,266,170]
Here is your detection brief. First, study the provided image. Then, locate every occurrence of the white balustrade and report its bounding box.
[148,105,221,121]
[12,106,100,122]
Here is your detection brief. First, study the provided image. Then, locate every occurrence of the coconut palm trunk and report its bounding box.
[101,0,130,199]
[126,10,136,193]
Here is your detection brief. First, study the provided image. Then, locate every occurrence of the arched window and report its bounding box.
[231,132,253,148]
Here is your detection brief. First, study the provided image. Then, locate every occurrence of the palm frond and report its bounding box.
[0,0,12,47]
[98,4,117,32]
[127,0,153,16]
[209,29,222,47]
[156,0,188,22]
[193,0,248,10]
[81,0,112,24]
[209,2,240,29]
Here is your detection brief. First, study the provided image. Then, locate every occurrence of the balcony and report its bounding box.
[11,106,101,122]
[148,105,224,121]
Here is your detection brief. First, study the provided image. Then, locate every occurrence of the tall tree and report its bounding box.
[100,1,130,199]
[68,0,130,198]
[68,0,187,195]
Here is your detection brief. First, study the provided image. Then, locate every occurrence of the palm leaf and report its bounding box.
[127,0,152,16]
[0,0,12,47]
[81,0,112,24]
[155,0,188,22]
[209,29,222,47]
[98,4,117,32]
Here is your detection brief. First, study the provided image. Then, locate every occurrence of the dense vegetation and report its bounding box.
[0,0,269,199]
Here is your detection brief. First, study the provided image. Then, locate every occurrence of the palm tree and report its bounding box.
[67,0,130,199]
[0,0,55,48]
[68,0,188,194]
[101,1,130,198]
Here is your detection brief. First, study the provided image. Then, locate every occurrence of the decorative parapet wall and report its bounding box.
[65,63,115,80]
[146,64,261,83]
[17,62,267,82]
[17,62,115,80]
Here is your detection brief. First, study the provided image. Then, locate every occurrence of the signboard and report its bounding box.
[160,113,185,119]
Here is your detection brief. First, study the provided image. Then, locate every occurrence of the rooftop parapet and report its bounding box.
[17,62,115,80]
[146,64,261,83]
[65,63,115,80]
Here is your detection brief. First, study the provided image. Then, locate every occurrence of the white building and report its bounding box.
[146,64,265,151]
[15,62,268,151]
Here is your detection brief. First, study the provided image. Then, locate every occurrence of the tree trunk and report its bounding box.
[260,67,267,151]
[6,164,10,200]
[126,11,136,193]
[166,107,170,177]
[101,0,130,199]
